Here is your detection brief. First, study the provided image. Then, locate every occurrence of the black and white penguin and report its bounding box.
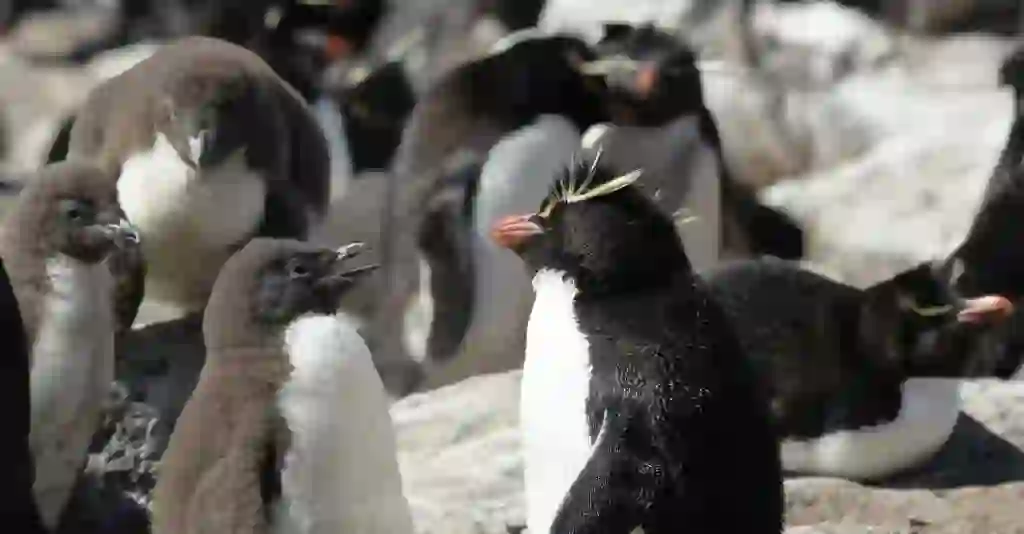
[0,160,139,530]
[152,238,413,534]
[66,36,330,321]
[937,45,1024,378]
[943,44,1024,300]
[703,257,1014,480]
[0,254,45,532]
[492,153,784,534]
[366,29,610,392]
[583,22,805,265]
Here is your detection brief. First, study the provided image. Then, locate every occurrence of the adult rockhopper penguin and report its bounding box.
[492,152,784,534]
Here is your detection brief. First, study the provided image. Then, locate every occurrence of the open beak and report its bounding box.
[99,219,141,249]
[957,295,1015,325]
[491,214,544,252]
[326,242,379,282]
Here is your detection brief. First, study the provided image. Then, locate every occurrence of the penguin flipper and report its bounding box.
[721,177,804,260]
[182,414,275,534]
[550,414,663,534]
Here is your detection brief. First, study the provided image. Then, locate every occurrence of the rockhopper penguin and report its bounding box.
[66,36,330,322]
[492,153,784,534]
[368,30,609,393]
[152,238,413,534]
[0,160,139,531]
[704,257,1014,480]
[583,22,805,264]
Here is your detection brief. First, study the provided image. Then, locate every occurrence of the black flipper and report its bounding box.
[549,413,663,534]
[417,161,480,362]
[721,176,805,260]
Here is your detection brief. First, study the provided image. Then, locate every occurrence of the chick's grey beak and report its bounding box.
[99,219,140,248]
[491,214,544,251]
[326,242,379,281]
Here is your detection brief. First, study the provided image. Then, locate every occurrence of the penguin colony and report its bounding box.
[1,1,1024,533]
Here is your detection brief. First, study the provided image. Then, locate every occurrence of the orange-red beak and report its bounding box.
[491,214,544,251]
[957,295,1015,325]
[325,34,354,61]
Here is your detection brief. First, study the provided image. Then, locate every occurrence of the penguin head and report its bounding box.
[8,161,139,265]
[335,59,417,171]
[586,23,704,126]
[491,150,691,294]
[481,34,609,132]
[205,239,378,341]
[859,262,1016,378]
[1000,44,1024,99]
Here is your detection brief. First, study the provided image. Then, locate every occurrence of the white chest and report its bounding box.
[521,270,595,534]
[779,377,962,480]
[117,132,268,307]
[30,256,116,529]
[274,314,414,534]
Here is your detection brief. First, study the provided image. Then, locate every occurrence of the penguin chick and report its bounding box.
[493,152,784,534]
[0,255,45,532]
[0,160,139,531]
[67,36,330,320]
[152,238,413,534]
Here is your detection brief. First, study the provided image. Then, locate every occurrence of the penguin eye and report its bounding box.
[60,199,93,223]
[287,261,311,279]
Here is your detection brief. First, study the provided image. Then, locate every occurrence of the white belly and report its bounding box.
[118,132,268,311]
[780,378,962,481]
[521,269,594,534]
[275,314,414,534]
[30,256,116,529]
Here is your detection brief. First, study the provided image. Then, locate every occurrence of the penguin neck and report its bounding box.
[275,313,414,534]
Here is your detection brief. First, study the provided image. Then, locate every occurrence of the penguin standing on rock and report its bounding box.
[153,238,413,534]
[0,161,139,531]
[66,36,330,322]
[492,153,784,534]
[704,257,1014,480]
[583,22,805,265]
[370,30,610,393]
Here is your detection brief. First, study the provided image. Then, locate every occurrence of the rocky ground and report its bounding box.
[3,1,1024,533]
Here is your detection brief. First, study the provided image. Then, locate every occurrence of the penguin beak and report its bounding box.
[957,295,1015,325]
[491,214,544,252]
[318,242,380,289]
[98,219,141,249]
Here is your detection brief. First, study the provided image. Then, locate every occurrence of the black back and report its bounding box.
[334,60,417,173]
[522,156,783,533]
[704,258,1010,441]
[0,257,46,533]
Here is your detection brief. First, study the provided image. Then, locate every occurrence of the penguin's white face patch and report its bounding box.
[779,378,962,480]
[276,314,414,534]
[521,269,595,534]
